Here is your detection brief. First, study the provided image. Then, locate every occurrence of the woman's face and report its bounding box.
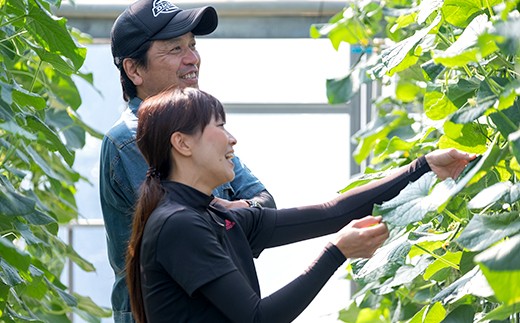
[191,115,237,189]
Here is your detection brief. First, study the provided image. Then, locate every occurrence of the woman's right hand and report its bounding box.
[332,215,389,259]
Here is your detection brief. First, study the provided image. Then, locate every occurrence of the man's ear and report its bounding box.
[122,58,143,86]
[170,132,192,157]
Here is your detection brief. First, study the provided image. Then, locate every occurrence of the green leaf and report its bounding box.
[326,71,361,104]
[407,302,446,323]
[510,129,520,162]
[490,103,520,139]
[379,14,441,75]
[0,175,37,216]
[73,293,112,319]
[25,115,74,166]
[0,258,24,286]
[424,91,458,120]
[446,78,480,108]
[467,182,517,209]
[352,234,411,283]
[45,276,78,307]
[433,14,490,67]
[421,60,446,81]
[0,237,31,272]
[440,304,474,323]
[441,0,502,28]
[423,251,462,280]
[432,266,494,303]
[46,109,85,150]
[480,301,520,321]
[377,255,434,295]
[374,172,447,226]
[475,234,520,304]
[396,81,422,103]
[417,0,443,24]
[25,0,86,70]
[455,212,520,251]
[439,122,487,154]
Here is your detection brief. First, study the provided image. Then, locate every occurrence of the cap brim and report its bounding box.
[151,6,218,40]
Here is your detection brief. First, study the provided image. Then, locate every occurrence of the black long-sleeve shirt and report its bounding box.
[139,157,431,322]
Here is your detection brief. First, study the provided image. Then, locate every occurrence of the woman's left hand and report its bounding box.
[425,148,477,180]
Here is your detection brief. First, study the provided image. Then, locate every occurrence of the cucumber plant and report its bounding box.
[312,0,520,321]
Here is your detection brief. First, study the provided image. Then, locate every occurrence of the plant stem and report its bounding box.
[444,209,463,223]
[414,245,460,270]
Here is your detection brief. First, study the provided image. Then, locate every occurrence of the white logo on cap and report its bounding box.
[152,0,178,17]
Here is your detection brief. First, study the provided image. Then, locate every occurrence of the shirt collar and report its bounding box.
[129,97,143,116]
[162,181,214,212]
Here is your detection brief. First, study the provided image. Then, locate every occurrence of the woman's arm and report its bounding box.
[199,243,344,323]
[263,156,430,247]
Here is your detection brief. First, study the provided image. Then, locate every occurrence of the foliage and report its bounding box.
[0,0,109,321]
[313,0,520,321]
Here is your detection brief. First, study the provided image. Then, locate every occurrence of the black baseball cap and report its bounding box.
[111,0,218,66]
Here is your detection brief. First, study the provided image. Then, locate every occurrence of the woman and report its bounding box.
[126,87,475,323]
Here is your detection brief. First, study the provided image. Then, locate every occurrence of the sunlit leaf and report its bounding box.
[441,0,502,28]
[424,91,458,120]
[408,302,446,323]
[467,181,513,209]
[432,266,494,303]
[475,234,520,304]
[352,234,411,283]
[423,251,462,280]
[480,301,520,321]
[377,255,434,295]
[379,14,441,75]
[455,212,520,251]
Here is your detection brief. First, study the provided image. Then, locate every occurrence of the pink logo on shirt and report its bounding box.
[225,220,235,230]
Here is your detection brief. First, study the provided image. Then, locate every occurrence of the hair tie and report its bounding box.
[146,167,161,179]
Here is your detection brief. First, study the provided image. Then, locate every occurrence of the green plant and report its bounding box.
[0,0,109,321]
[312,0,520,321]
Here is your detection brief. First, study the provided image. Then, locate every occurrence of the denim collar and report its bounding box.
[129,97,143,117]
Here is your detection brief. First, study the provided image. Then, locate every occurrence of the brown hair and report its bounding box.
[126,87,226,323]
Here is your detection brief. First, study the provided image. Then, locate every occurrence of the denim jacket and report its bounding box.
[99,97,266,323]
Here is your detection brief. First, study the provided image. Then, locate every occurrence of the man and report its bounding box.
[100,0,276,321]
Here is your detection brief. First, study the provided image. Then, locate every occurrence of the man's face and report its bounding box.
[137,32,201,98]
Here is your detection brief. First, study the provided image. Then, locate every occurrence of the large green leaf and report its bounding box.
[475,234,520,304]
[480,301,520,321]
[376,255,434,295]
[407,302,446,323]
[433,14,494,68]
[25,0,86,70]
[439,122,488,154]
[441,0,503,28]
[378,14,441,76]
[440,304,474,323]
[0,237,31,273]
[0,176,37,216]
[490,102,520,139]
[423,251,462,280]
[467,181,520,209]
[374,172,441,226]
[431,266,494,303]
[375,141,499,225]
[455,211,520,251]
[424,91,458,120]
[352,233,411,283]
[25,115,74,167]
